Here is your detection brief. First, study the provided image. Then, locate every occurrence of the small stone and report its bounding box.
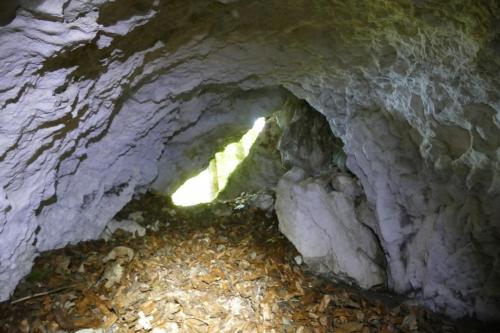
[151,328,167,333]
[137,311,153,331]
[102,246,134,263]
[101,219,146,240]
[64,300,75,309]
[234,204,245,210]
[102,262,124,288]
[147,220,161,232]
[128,211,145,223]
[163,323,179,333]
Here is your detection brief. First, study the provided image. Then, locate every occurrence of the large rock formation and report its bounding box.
[276,167,386,289]
[0,0,499,320]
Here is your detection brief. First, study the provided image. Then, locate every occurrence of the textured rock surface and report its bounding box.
[276,167,386,289]
[0,0,499,320]
[277,101,346,175]
[221,100,345,199]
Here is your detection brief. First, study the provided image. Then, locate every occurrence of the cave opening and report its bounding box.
[172,117,266,207]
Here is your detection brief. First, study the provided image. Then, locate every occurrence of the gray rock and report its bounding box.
[231,190,276,214]
[100,218,146,240]
[249,191,274,212]
[277,101,344,175]
[276,168,386,289]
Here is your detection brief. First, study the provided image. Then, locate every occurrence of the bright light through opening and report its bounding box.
[172,117,266,206]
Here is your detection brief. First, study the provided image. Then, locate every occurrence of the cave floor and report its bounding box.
[0,193,490,333]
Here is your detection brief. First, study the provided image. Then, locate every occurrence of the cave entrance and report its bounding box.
[172,117,266,206]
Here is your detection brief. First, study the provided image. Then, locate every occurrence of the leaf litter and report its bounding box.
[0,192,493,333]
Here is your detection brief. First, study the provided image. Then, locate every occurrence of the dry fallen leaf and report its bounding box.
[318,294,332,313]
[261,303,272,321]
[335,322,364,333]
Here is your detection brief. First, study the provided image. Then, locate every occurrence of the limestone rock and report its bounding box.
[231,190,276,215]
[0,0,498,320]
[102,246,135,263]
[277,101,345,175]
[100,218,146,240]
[276,168,386,289]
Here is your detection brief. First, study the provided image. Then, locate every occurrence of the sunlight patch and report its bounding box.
[172,117,266,206]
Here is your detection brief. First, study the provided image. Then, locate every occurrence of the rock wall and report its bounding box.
[277,101,345,174]
[0,0,499,320]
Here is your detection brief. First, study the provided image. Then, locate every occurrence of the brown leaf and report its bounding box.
[335,322,364,333]
[141,300,157,315]
[53,308,76,330]
[318,294,332,313]
[295,281,305,296]
[18,319,30,333]
[319,315,329,327]
[102,312,118,330]
[261,303,272,321]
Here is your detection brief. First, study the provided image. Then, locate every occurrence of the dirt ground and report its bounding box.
[0,192,495,333]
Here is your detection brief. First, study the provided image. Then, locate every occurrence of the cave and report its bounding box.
[0,0,499,331]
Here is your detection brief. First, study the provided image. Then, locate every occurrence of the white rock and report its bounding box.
[161,323,179,333]
[102,262,123,289]
[75,329,104,333]
[100,219,146,240]
[151,328,167,333]
[137,311,153,331]
[102,246,135,263]
[276,168,386,289]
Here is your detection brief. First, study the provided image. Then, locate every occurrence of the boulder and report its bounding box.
[276,168,386,289]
